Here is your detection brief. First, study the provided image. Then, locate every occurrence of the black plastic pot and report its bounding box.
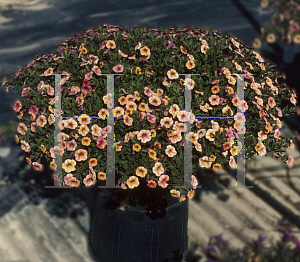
[89,186,189,262]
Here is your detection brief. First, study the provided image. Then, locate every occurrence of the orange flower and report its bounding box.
[186,60,195,70]
[88,158,97,167]
[106,40,116,49]
[255,140,266,156]
[211,85,220,94]
[170,189,181,198]
[187,189,195,199]
[212,163,222,171]
[147,180,157,188]
[82,137,91,146]
[126,176,139,189]
[199,156,212,168]
[136,166,147,177]
[98,172,106,180]
[133,143,141,152]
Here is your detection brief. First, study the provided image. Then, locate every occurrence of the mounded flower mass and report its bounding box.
[6,24,298,201]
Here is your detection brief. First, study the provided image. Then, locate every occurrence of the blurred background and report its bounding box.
[0,0,300,261]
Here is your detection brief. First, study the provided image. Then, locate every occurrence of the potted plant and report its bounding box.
[254,0,300,64]
[4,24,298,262]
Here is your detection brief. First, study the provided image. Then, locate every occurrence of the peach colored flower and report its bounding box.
[137,130,152,143]
[68,177,81,187]
[114,107,124,118]
[78,124,89,136]
[123,115,133,126]
[153,162,164,177]
[201,44,209,54]
[158,174,169,188]
[185,132,199,144]
[167,69,179,79]
[98,172,106,180]
[186,60,195,70]
[17,123,27,135]
[191,175,198,189]
[36,115,47,128]
[13,101,22,112]
[184,78,195,90]
[169,104,180,118]
[88,158,98,167]
[149,96,161,106]
[170,189,181,198]
[136,166,147,177]
[43,67,54,76]
[91,124,102,137]
[20,140,31,152]
[199,156,212,168]
[165,145,177,157]
[209,95,220,105]
[177,110,188,122]
[147,180,157,188]
[206,129,215,142]
[126,176,139,189]
[133,143,141,152]
[255,140,266,156]
[83,174,96,186]
[106,40,116,49]
[229,156,236,169]
[82,137,91,146]
[66,118,77,129]
[169,130,182,144]
[187,189,195,199]
[268,97,276,108]
[78,114,91,125]
[286,156,295,168]
[62,159,76,173]
[160,117,173,128]
[75,149,88,162]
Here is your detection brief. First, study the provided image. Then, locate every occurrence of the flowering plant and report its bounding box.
[254,0,300,47]
[5,24,298,201]
[202,231,300,261]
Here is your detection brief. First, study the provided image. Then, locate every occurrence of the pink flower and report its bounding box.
[147,113,156,124]
[21,87,30,97]
[85,71,93,80]
[28,105,39,116]
[32,162,43,171]
[113,64,124,73]
[290,22,299,32]
[12,101,22,112]
[286,156,295,168]
[66,139,77,151]
[96,137,107,149]
[144,87,154,97]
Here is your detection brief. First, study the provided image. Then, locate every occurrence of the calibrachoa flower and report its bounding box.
[255,0,300,46]
[6,24,297,200]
